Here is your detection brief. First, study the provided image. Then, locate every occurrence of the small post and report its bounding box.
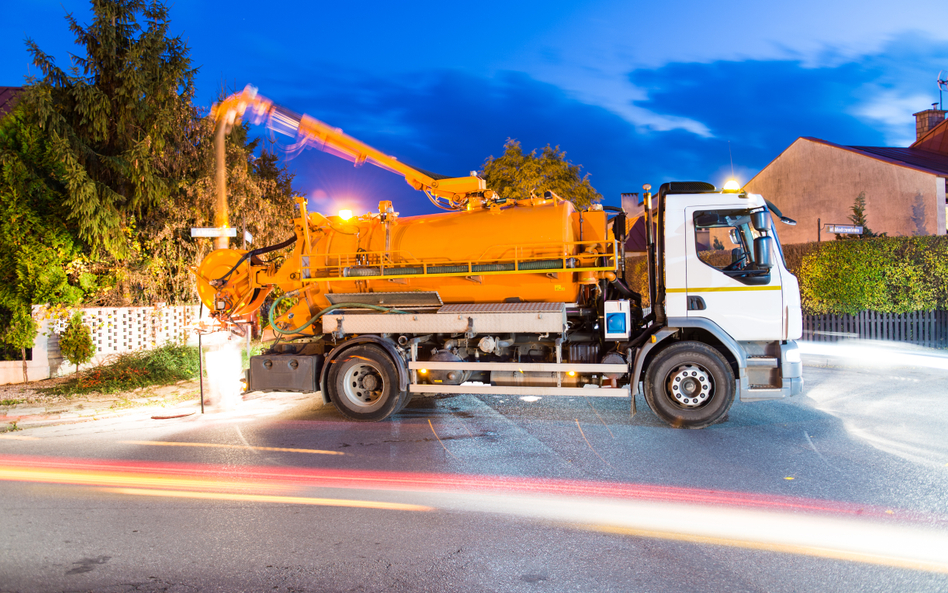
[198,331,204,414]
[197,304,205,414]
[817,217,821,243]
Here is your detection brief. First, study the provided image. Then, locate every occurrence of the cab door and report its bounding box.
[683,206,783,341]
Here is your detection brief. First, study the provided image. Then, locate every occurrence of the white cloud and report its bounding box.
[853,90,934,146]
[495,0,948,138]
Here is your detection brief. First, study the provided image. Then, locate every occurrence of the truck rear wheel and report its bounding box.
[327,345,404,422]
[644,341,734,429]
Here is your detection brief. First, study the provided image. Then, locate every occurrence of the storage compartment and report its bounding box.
[249,354,322,393]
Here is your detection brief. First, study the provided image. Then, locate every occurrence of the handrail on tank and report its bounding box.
[297,240,618,283]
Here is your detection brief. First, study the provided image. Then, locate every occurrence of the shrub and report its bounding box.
[798,236,948,314]
[59,313,94,375]
[46,344,199,396]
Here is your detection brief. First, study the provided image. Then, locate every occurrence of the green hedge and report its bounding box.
[624,236,948,315]
[797,236,948,315]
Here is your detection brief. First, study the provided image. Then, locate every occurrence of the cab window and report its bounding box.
[694,209,770,285]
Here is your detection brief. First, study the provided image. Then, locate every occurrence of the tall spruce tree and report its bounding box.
[25,0,196,259]
[480,139,601,207]
[0,0,298,355]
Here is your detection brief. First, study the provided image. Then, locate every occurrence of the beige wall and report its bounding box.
[745,138,947,245]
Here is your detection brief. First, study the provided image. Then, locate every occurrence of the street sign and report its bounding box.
[190,227,237,238]
[824,224,863,235]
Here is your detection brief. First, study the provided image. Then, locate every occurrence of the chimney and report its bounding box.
[913,104,947,140]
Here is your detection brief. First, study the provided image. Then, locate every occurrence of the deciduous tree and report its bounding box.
[480,139,600,207]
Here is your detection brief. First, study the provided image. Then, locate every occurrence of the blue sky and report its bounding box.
[3,0,948,216]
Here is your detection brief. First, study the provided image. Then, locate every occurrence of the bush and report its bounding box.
[46,344,199,396]
[798,236,948,315]
[781,242,822,279]
[59,313,94,375]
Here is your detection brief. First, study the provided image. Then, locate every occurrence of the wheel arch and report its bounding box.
[631,318,748,399]
[319,336,408,404]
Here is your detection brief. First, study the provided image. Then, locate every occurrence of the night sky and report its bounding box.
[3,0,947,217]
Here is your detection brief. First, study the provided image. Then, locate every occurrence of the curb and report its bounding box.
[0,381,206,431]
[800,340,948,371]
[1,395,203,431]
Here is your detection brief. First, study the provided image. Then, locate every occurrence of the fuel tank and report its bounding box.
[303,199,603,306]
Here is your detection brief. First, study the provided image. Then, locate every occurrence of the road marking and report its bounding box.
[100,487,432,511]
[583,399,615,439]
[427,419,458,460]
[804,431,839,472]
[585,523,948,574]
[0,435,40,440]
[575,419,614,469]
[119,440,344,456]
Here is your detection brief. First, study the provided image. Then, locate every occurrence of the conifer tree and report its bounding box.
[0,0,298,354]
[25,0,197,259]
[836,192,884,240]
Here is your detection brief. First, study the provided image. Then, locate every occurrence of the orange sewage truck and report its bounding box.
[194,86,803,429]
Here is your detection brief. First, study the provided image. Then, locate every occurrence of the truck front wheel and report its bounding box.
[644,341,734,429]
[327,345,404,422]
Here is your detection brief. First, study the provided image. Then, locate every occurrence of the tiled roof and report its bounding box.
[847,146,948,176]
[0,87,24,119]
[802,137,948,177]
[910,116,948,154]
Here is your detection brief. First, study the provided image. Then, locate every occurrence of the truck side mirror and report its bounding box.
[754,236,773,269]
[750,210,769,232]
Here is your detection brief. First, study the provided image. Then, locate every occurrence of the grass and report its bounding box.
[0,399,23,406]
[108,391,196,411]
[43,344,200,397]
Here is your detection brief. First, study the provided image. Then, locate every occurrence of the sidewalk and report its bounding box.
[0,379,205,431]
[1,377,322,432]
[799,339,948,371]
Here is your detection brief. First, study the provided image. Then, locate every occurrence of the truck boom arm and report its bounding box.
[212,86,489,210]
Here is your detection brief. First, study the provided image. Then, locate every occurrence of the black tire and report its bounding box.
[395,391,414,413]
[327,345,404,422]
[644,341,735,429]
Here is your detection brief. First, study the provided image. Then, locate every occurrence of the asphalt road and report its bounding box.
[1,348,947,593]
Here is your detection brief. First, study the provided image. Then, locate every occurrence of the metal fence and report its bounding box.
[803,310,948,348]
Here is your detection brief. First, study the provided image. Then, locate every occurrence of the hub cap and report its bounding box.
[667,364,712,408]
[342,362,385,408]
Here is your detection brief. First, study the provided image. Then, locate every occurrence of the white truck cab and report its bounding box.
[630,182,803,428]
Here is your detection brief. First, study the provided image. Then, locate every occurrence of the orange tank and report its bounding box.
[194,198,613,319]
[297,198,609,307]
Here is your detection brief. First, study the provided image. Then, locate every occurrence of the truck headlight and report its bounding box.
[785,349,801,363]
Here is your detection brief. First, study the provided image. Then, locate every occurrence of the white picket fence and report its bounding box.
[0,305,200,385]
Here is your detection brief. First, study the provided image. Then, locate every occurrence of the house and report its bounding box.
[745,107,948,245]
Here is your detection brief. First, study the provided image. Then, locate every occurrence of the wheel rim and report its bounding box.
[665,364,713,408]
[341,361,386,408]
